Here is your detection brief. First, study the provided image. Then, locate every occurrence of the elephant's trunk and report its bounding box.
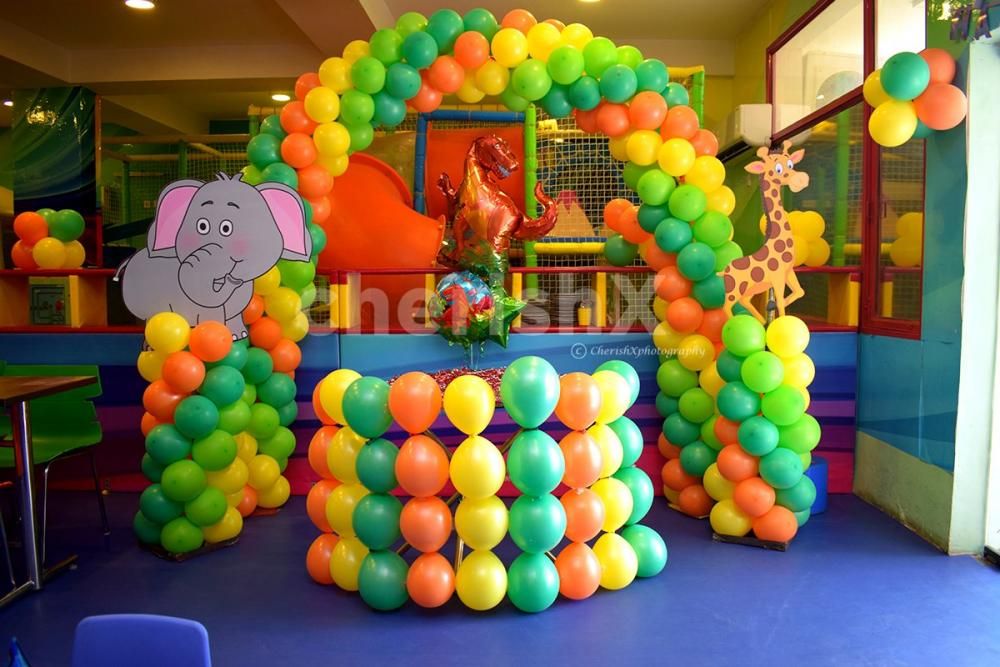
[178,245,242,308]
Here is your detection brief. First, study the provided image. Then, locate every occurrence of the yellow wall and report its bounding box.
[732,0,818,107]
[703,75,734,137]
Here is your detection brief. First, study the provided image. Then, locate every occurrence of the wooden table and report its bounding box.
[0,375,98,608]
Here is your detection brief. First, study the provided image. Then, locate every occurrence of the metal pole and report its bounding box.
[12,401,42,589]
[524,104,539,293]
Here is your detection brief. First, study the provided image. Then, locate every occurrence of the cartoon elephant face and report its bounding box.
[148,174,311,308]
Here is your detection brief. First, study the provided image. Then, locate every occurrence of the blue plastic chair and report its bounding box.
[71,614,211,667]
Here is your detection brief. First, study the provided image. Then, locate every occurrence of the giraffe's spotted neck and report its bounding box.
[760,173,793,244]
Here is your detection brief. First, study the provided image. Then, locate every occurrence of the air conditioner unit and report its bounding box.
[719,104,812,161]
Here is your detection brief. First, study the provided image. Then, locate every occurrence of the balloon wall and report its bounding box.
[304,357,666,612]
[10,208,87,269]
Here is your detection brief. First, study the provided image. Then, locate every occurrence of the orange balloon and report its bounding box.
[409,73,443,113]
[428,55,464,94]
[657,432,681,459]
[11,240,38,269]
[243,295,265,325]
[714,416,740,446]
[281,133,317,169]
[400,496,453,552]
[555,372,601,430]
[236,485,258,517]
[733,476,776,518]
[717,444,759,482]
[395,434,450,497]
[661,457,698,491]
[270,339,302,373]
[297,163,334,200]
[661,106,700,140]
[308,425,339,478]
[689,129,719,157]
[161,351,206,394]
[678,484,714,517]
[406,551,455,608]
[279,101,317,135]
[189,321,233,362]
[312,385,335,425]
[388,371,442,434]
[544,18,566,30]
[308,195,331,224]
[618,205,649,244]
[306,533,339,584]
[142,379,186,422]
[561,488,605,542]
[753,505,799,542]
[141,412,161,437]
[13,212,48,245]
[914,83,967,131]
[629,91,668,130]
[697,308,728,342]
[454,31,490,69]
[640,240,675,271]
[655,266,692,301]
[574,107,599,134]
[249,317,282,350]
[666,297,703,333]
[559,431,602,488]
[597,103,631,137]
[306,479,340,531]
[501,8,537,33]
[604,198,632,230]
[919,47,956,84]
[295,72,321,101]
[555,541,601,600]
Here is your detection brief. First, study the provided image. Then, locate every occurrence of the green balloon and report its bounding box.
[881,51,930,101]
[140,484,184,524]
[241,165,263,186]
[208,339,248,372]
[302,199,314,225]
[500,356,560,429]
[511,60,553,102]
[778,414,822,454]
[655,217,693,253]
[635,59,669,93]
[133,511,162,545]
[462,8,498,39]
[356,438,399,493]
[373,91,407,128]
[308,223,328,256]
[160,460,207,504]
[637,169,676,205]
[701,415,723,450]
[656,392,679,418]
[761,385,806,426]
[737,415,779,456]
[347,122,374,152]
[741,351,785,393]
[607,416,643,467]
[656,359,698,397]
[247,133,281,170]
[358,551,410,611]
[260,162,297,189]
[759,447,804,489]
[621,524,667,577]
[623,161,653,190]
[396,11,428,38]
[199,366,246,408]
[775,474,816,512]
[668,184,707,220]
[259,114,286,139]
[242,347,274,385]
[568,75,600,110]
[596,360,640,406]
[341,88,375,124]
[679,440,717,477]
[36,207,57,224]
[343,376,392,438]
[402,31,438,69]
[184,487,228,527]
[716,350,744,382]
[583,37,618,78]
[160,516,204,554]
[141,453,165,482]
[638,203,668,233]
[247,403,280,440]
[717,381,761,422]
[507,552,559,613]
[258,372,296,408]
[692,275,725,308]
[663,412,700,446]
[693,211,733,248]
[721,314,766,357]
[241,383,257,405]
[258,426,296,461]
[794,508,811,527]
[218,400,251,435]
[509,494,566,554]
[507,430,564,496]
[351,56,387,95]
[599,65,638,103]
[678,387,714,424]
[913,119,934,139]
[677,242,716,281]
[548,45,585,85]
[369,28,403,65]
[617,45,643,70]
[277,400,298,427]
[614,465,654,525]
[277,258,316,290]
[385,62,422,100]
[663,81,690,106]
[173,396,219,440]
[604,234,638,266]
[50,209,85,242]
[540,83,573,118]
[191,429,237,471]
[145,424,191,466]
[500,86,529,112]
[353,493,403,550]
[426,8,464,51]
[714,241,744,271]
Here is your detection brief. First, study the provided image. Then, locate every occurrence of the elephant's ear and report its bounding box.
[148,179,203,257]
[258,182,312,261]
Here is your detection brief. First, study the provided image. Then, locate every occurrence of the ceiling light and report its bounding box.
[271,93,291,102]
[125,0,156,9]
[2,100,12,107]
[579,0,601,3]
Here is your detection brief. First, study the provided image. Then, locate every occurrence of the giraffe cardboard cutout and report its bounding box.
[722,141,810,322]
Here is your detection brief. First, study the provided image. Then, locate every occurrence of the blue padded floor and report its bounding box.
[2,491,998,666]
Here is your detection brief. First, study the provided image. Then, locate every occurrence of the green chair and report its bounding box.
[0,364,110,565]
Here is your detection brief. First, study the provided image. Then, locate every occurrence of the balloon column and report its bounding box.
[133,313,295,554]
[304,357,666,612]
[10,208,87,269]
[864,48,967,148]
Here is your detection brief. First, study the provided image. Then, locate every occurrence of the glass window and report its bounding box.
[875,140,925,323]
[876,0,926,67]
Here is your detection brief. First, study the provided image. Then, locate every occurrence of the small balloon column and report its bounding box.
[759,211,830,268]
[707,315,821,543]
[864,48,967,148]
[10,208,87,269]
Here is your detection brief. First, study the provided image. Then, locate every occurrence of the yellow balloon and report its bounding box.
[608,133,631,162]
[685,155,726,192]
[137,350,166,383]
[475,60,510,96]
[304,86,340,124]
[663,484,680,504]
[896,212,922,239]
[330,536,369,591]
[491,28,528,68]
[805,238,831,267]
[443,375,495,435]
[455,550,507,611]
[863,69,891,108]
[759,213,768,235]
[257,475,291,508]
[593,532,638,590]
[234,432,258,461]
[145,312,190,354]
[281,311,310,342]
[792,235,809,266]
[868,100,917,148]
[62,240,86,268]
[456,72,485,103]
[264,286,302,323]
[703,463,735,501]
[226,489,244,507]
[799,451,812,470]
[798,211,826,239]
[327,426,367,483]
[782,353,816,388]
[247,454,280,491]
[889,238,921,267]
[706,185,736,216]
[787,210,805,234]
[342,39,370,63]
[626,130,663,166]
[325,482,369,537]
[652,296,667,321]
[798,386,811,411]
[202,505,243,544]
[677,334,715,371]
[450,435,505,500]
[526,22,562,61]
[205,457,249,495]
[591,477,634,532]
[766,316,810,358]
[315,153,349,177]
[709,498,753,536]
[253,266,281,296]
[314,121,351,156]
[32,237,66,269]
[455,495,508,550]
[653,320,685,356]
[592,370,630,424]
[319,57,353,93]
[318,369,362,425]
[560,23,594,50]
[658,138,696,177]
[588,423,624,478]
[699,362,725,397]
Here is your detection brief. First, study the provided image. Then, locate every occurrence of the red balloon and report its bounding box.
[666,297,703,333]
[661,106,699,140]
[561,488,605,542]
[629,91,668,130]
[752,505,798,542]
[661,457,697,491]
[603,198,632,230]
[919,48,956,84]
[428,55,464,94]
[308,425,339,478]
[406,551,455,608]
[249,316,282,350]
[269,339,302,373]
[733,476,776,517]
[279,101,317,135]
[389,371,442,434]
[395,434,450,497]
[400,496,453,552]
[11,240,38,269]
[697,308,728,342]
[597,103,631,137]
[544,19,566,31]
[306,533,339,584]
[678,484,714,517]
[307,196,331,224]
[574,107,600,134]
[297,164,334,200]
[243,295,264,325]
[555,542,601,600]
[409,74,443,113]
[13,212,48,244]
[559,431,602,489]
[454,32,490,70]
[690,129,719,156]
[295,72,322,101]
[161,351,206,394]
[641,240,676,271]
[306,479,339,532]
[654,265,692,301]
[554,372,601,430]
[714,416,741,446]
[617,205,648,244]
[657,432,682,459]
[914,83,967,131]
[140,412,160,437]
[236,486,257,517]
[281,133,317,170]
[717,443,759,482]
[142,379,185,422]
[501,8,537,33]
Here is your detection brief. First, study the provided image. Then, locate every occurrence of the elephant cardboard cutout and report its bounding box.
[116,173,312,338]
